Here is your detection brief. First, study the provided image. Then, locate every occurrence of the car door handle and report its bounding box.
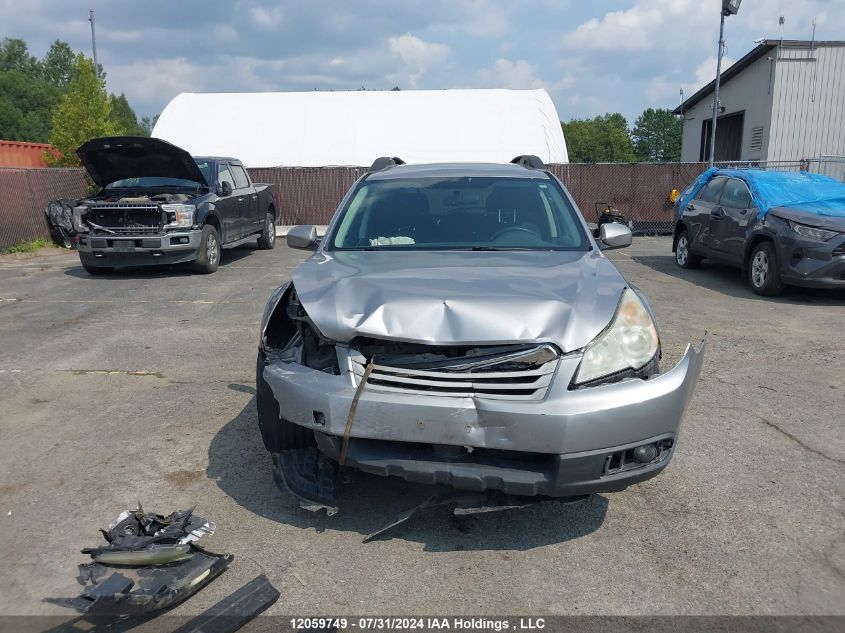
[251,195,258,200]
[237,197,244,202]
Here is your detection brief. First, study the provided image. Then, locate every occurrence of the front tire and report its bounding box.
[675,230,702,269]
[193,224,220,274]
[256,349,314,451]
[748,241,784,296]
[257,212,276,250]
[82,262,114,275]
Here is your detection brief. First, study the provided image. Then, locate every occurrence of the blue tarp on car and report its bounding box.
[677,168,845,220]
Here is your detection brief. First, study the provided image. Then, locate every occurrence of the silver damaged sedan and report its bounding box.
[257,156,706,514]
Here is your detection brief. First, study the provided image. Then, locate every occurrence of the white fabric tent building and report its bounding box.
[152,89,568,168]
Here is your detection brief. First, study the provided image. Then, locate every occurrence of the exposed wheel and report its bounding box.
[193,224,220,274]
[256,348,314,450]
[675,230,702,269]
[82,262,114,275]
[257,212,276,250]
[748,241,784,296]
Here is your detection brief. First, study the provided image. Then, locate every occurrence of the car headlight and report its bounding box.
[162,204,196,228]
[789,220,838,242]
[572,288,659,386]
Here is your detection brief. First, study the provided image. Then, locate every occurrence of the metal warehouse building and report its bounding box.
[674,40,845,164]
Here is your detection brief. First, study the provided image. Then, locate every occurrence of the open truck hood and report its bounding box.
[76,136,207,188]
[291,250,627,352]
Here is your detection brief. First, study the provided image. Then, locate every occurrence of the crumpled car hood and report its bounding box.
[291,250,627,352]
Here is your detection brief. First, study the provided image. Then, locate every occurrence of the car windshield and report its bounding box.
[105,159,211,189]
[329,176,588,251]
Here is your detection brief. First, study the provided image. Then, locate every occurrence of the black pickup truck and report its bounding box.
[69,136,277,274]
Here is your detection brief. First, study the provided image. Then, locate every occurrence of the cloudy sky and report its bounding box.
[2,0,843,124]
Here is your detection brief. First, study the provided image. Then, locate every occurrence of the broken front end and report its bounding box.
[256,283,705,514]
[74,193,202,267]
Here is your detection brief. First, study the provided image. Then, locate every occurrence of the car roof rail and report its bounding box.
[510,155,545,169]
[369,156,406,172]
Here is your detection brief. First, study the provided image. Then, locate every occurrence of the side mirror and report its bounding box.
[599,222,632,250]
[287,225,318,250]
[219,181,233,197]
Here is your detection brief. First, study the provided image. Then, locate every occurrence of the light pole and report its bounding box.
[89,9,98,77]
[708,0,741,166]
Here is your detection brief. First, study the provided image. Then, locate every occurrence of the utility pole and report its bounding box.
[89,8,98,76]
[709,1,742,167]
[708,13,726,166]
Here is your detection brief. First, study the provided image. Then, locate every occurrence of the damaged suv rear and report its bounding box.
[257,156,706,514]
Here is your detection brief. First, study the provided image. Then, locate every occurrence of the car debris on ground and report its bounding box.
[170,574,280,633]
[363,489,591,543]
[46,505,233,618]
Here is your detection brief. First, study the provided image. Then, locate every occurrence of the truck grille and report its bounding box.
[87,204,163,235]
[348,344,559,401]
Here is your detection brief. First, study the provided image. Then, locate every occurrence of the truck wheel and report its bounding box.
[675,230,702,269]
[257,212,276,250]
[193,224,220,274]
[82,262,114,275]
[748,241,784,296]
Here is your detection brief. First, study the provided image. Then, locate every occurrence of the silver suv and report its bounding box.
[257,156,705,514]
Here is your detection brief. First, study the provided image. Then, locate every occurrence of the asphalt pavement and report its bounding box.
[0,237,842,620]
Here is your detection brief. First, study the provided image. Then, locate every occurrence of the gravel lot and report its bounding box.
[0,237,843,621]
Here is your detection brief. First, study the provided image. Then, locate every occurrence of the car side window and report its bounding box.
[230,164,250,189]
[217,165,234,189]
[697,177,726,203]
[719,178,752,209]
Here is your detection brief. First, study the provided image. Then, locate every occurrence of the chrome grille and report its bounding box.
[348,344,559,401]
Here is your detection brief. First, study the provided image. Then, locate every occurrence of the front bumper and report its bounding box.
[77,229,202,267]
[776,232,845,289]
[261,339,706,497]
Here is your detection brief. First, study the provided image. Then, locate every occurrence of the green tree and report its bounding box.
[41,40,76,89]
[0,38,39,76]
[140,114,159,136]
[561,113,635,163]
[631,108,682,162]
[0,37,147,144]
[109,93,147,135]
[46,55,116,166]
[0,69,61,141]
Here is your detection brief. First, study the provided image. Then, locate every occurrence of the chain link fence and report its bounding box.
[248,162,708,235]
[248,166,367,226]
[548,163,706,235]
[0,168,88,250]
[713,156,845,181]
[4,159,842,250]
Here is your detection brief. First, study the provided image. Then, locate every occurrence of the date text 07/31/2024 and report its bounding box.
[291,617,547,631]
